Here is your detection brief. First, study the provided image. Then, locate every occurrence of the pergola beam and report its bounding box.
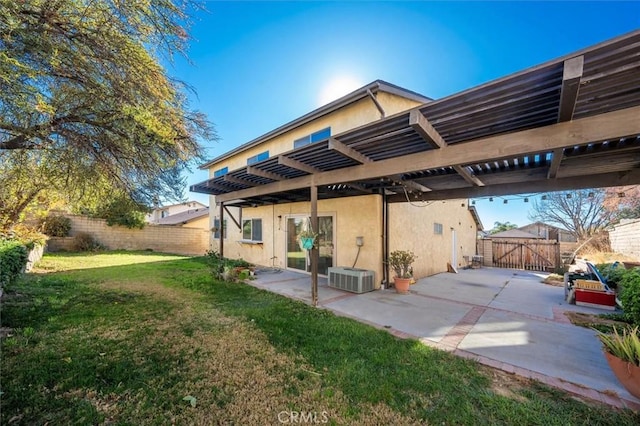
[328,137,373,163]
[278,155,321,174]
[452,165,485,187]
[224,174,255,187]
[246,165,286,181]
[386,169,640,202]
[548,56,584,179]
[215,105,640,203]
[409,109,447,149]
[389,175,431,193]
[547,148,564,179]
[558,56,584,123]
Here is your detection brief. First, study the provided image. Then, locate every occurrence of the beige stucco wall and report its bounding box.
[388,199,478,278]
[211,195,384,286]
[181,215,210,230]
[210,195,478,283]
[207,93,423,176]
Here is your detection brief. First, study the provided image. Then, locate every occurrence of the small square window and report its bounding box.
[213,219,227,239]
[434,223,443,235]
[242,219,263,242]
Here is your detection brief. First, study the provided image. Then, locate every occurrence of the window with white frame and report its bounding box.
[242,218,262,242]
[247,151,269,165]
[213,218,227,239]
[293,127,331,149]
[434,222,443,235]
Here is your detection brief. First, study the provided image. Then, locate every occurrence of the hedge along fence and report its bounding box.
[0,240,29,288]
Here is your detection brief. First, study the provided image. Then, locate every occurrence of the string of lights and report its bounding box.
[470,187,637,205]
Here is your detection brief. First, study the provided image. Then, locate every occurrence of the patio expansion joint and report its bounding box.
[439,306,487,348]
[412,291,566,325]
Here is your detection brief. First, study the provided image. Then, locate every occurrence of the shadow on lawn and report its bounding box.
[2,253,639,425]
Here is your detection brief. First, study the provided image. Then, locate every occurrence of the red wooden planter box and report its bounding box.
[575,288,616,310]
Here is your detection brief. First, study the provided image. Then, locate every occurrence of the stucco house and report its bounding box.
[192,80,480,287]
[518,222,577,243]
[145,201,207,223]
[155,207,210,229]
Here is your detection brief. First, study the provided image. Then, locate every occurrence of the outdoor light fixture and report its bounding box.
[588,192,595,198]
[542,195,548,200]
[524,198,529,203]
[503,199,508,204]
[489,197,493,202]
[566,194,572,199]
[619,192,626,198]
[472,200,476,205]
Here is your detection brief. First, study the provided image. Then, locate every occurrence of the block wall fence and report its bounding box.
[609,219,640,260]
[47,214,210,256]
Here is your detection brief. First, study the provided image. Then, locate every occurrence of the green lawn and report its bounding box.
[1,251,638,425]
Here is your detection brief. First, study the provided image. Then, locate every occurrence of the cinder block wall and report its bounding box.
[610,219,640,260]
[47,214,210,256]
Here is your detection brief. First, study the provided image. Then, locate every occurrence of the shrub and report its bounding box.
[597,262,627,289]
[41,215,72,237]
[204,250,252,281]
[93,197,149,229]
[619,268,640,327]
[73,233,104,252]
[1,224,47,249]
[0,240,28,286]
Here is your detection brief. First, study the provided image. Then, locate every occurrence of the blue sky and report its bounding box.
[173,1,640,230]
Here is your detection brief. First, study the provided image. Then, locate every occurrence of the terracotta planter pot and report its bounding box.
[394,277,411,294]
[604,351,640,399]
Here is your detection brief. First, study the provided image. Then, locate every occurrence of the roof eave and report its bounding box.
[198,80,431,170]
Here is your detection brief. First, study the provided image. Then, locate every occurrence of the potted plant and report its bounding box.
[388,250,416,294]
[297,228,318,250]
[596,326,640,399]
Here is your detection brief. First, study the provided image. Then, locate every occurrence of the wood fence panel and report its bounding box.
[492,239,560,271]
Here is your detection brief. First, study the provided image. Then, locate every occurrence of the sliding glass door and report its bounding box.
[286,215,334,275]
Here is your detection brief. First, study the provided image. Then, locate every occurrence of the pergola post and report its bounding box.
[310,184,318,307]
[219,201,224,258]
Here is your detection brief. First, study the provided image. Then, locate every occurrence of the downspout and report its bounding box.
[382,192,389,289]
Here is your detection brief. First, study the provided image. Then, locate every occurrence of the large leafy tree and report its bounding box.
[0,0,215,230]
[489,221,518,234]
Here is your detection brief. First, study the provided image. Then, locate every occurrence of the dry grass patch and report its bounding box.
[3,252,640,425]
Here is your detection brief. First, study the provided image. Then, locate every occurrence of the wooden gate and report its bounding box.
[492,239,560,271]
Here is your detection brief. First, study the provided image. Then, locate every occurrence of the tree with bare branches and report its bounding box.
[529,189,616,240]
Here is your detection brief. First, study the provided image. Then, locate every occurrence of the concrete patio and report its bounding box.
[250,266,640,410]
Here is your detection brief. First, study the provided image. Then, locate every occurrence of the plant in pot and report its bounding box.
[596,326,640,399]
[297,228,318,250]
[388,250,416,294]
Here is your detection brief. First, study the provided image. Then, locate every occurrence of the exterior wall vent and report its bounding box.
[328,267,375,294]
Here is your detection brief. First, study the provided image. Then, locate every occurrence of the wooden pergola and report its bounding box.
[192,30,640,305]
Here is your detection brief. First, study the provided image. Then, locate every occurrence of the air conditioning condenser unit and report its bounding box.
[328,267,375,294]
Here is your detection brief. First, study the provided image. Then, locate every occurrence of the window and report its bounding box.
[161,210,169,218]
[247,150,269,165]
[293,127,331,149]
[242,218,262,242]
[214,167,228,178]
[213,219,227,239]
[434,222,443,235]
